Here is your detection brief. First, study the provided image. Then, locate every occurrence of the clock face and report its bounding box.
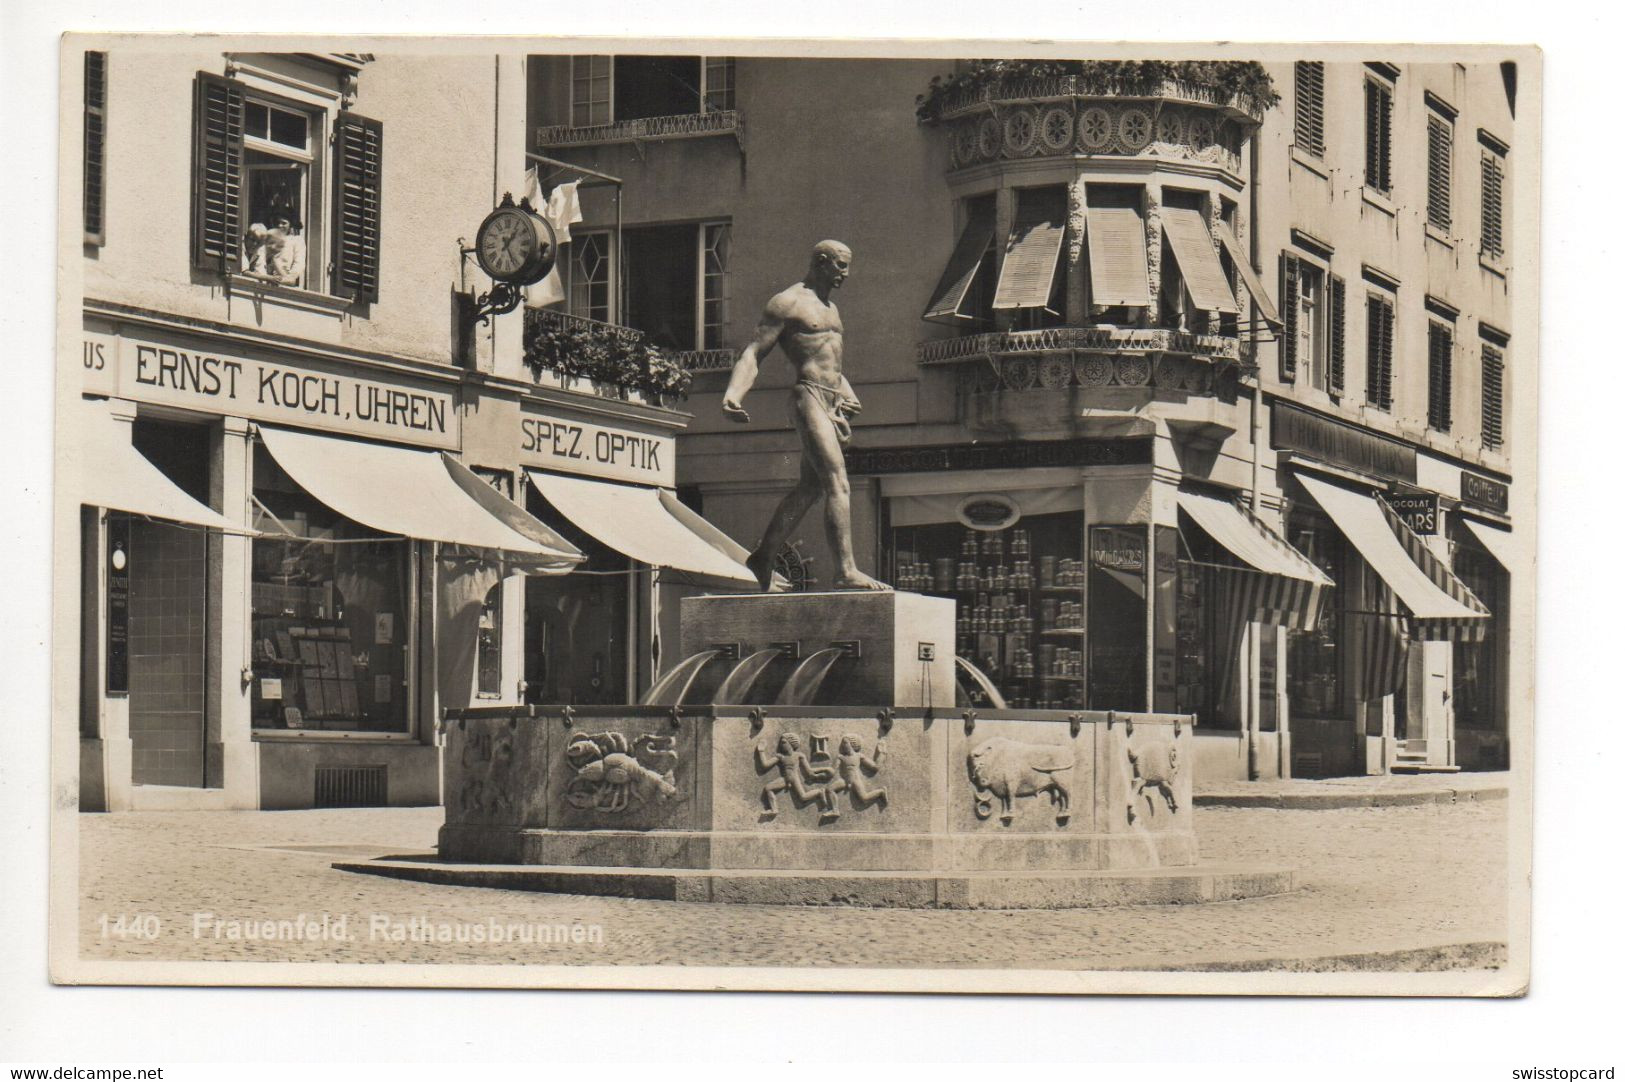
[477,209,536,280]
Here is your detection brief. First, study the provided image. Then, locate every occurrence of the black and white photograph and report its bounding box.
[40,36,1543,998]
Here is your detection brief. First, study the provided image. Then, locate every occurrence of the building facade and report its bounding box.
[526,53,1521,781]
[64,48,754,812]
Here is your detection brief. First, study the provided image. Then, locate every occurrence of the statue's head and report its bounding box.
[809,240,852,289]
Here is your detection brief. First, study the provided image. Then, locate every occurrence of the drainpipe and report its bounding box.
[1246,125,1263,781]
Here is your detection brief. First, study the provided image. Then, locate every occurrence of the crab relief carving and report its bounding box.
[562,731,681,814]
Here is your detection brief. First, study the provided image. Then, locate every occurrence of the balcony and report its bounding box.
[522,308,733,406]
[534,109,741,151]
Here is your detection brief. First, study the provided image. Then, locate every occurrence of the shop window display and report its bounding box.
[250,445,412,732]
[524,491,631,707]
[1452,536,1505,763]
[1087,525,1148,712]
[1285,510,1344,719]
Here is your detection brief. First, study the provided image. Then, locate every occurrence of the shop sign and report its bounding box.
[956,494,1021,532]
[845,436,1151,476]
[81,330,458,449]
[1385,492,1440,535]
[1272,402,1417,484]
[1460,472,1510,515]
[1090,526,1146,574]
[106,515,129,695]
[520,409,675,487]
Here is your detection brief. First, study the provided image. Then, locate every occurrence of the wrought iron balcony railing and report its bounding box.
[522,307,735,403]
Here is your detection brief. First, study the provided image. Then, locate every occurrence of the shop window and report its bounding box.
[569,231,614,324]
[885,510,1087,710]
[476,583,502,698]
[569,55,736,126]
[1365,291,1396,410]
[249,444,412,733]
[84,51,106,245]
[1428,319,1454,432]
[1088,526,1148,712]
[1285,509,1344,721]
[1426,99,1455,231]
[190,69,382,302]
[1364,73,1394,195]
[522,498,632,707]
[1480,136,1507,261]
[1293,61,1325,158]
[622,221,732,350]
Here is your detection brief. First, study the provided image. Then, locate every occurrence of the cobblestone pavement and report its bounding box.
[74,800,1506,971]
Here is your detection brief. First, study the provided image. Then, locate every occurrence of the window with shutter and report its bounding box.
[84,51,107,245]
[992,186,1067,318]
[1085,202,1150,309]
[1328,274,1346,398]
[1365,293,1394,411]
[1427,113,1453,230]
[1293,62,1325,157]
[1428,321,1453,432]
[923,197,996,323]
[1364,78,1393,193]
[191,71,245,272]
[1481,343,1505,450]
[331,112,383,304]
[1481,151,1506,260]
[1279,251,1300,381]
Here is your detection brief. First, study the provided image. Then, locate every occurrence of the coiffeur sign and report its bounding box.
[81,329,458,449]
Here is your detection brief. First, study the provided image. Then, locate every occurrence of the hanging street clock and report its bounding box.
[466,193,558,323]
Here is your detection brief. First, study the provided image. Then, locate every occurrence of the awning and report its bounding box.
[257,426,579,567]
[82,402,241,531]
[1086,205,1150,308]
[1213,221,1282,327]
[992,191,1066,310]
[922,207,996,322]
[440,453,581,567]
[1176,489,1332,631]
[1295,472,1490,640]
[1160,207,1240,314]
[1462,519,1515,572]
[527,470,758,587]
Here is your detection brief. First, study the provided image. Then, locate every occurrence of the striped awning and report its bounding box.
[1177,489,1332,632]
[1296,472,1490,641]
[1160,207,1240,315]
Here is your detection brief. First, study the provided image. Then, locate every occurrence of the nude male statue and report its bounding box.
[721,240,888,592]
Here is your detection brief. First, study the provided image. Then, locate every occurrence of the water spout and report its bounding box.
[774,648,846,707]
[955,656,1008,710]
[712,649,784,705]
[640,650,722,707]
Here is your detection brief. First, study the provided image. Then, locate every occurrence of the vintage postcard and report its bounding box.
[50,35,1537,995]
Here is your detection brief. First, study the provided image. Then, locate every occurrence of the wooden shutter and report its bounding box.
[84,52,107,243]
[1085,205,1150,308]
[1328,274,1346,397]
[1427,115,1452,229]
[1213,222,1281,326]
[191,71,244,272]
[332,112,384,304]
[1378,297,1394,409]
[1294,62,1325,157]
[992,188,1066,310]
[1481,343,1505,450]
[1161,207,1240,314]
[1279,252,1299,381]
[1481,153,1505,258]
[1365,81,1392,192]
[1365,294,1394,411]
[1428,322,1453,432]
[923,204,996,321]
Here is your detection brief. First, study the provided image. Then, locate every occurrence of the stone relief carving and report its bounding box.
[457,724,515,820]
[562,731,680,814]
[756,732,887,821]
[968,737,1075,825]
[1126,737,1180,824]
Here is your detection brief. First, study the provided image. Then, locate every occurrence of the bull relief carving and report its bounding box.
[1126,738,1180,824]
[562,731,680,814]
[968,737,1075,825]
[756,732,887,822]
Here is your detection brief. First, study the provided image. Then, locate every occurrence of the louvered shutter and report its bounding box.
[1481,154,1505,258]
[1379,298,1395,409]
[1161,207,1240,314]
[1328,274,1346,397]
[1481,343,1505,450]
[84,52,107,243]
[992,189,1066,310]
[1279,252,1300,381]
[1365,81,1392,192]
[332,112,384,304]
[191,71,244,272]
[1294,62,1325,157]
[924,205,996,321]
[1428,322,1453,432]
[1427,115,1452,229]
[1365,295,1393,410]
[1085,205,1151,308]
